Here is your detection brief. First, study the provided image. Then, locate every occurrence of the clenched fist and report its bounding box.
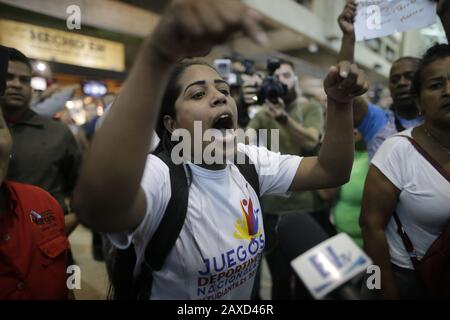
[147,0,268,63]
[338,0,357,36]
[324,61,368,104]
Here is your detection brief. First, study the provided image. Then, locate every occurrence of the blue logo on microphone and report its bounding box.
[308,245,367,294]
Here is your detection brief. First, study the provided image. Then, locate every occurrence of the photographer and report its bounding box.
[248,59,323,153]
[246,59,326,299]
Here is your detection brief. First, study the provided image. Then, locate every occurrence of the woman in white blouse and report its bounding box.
[360,44,450,299]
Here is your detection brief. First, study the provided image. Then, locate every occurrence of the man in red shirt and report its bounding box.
[0,47,69,300]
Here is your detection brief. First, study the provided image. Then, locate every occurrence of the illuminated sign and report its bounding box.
[0,19,125,71]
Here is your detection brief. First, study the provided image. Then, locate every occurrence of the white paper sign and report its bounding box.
[290,233,372,299]
[355,0,437,41]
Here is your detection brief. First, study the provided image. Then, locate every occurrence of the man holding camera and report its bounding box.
[246,59,325,299]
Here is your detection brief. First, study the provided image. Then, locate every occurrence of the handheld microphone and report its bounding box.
[278,213,372,300]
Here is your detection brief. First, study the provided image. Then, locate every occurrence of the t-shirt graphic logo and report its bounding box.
[234,198,261,240]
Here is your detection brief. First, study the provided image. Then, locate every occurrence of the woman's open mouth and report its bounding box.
[211,113,234,131]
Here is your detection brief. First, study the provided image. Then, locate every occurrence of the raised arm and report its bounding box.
[360,165,401,299]
[338,0,356,63]
[263,98,322,150]
[337,0,369,127]
[289,61,368,191]
[73,0,267,232]
[436,0,450,42]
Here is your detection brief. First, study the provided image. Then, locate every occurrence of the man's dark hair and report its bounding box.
[393,56,421,66]
[8,47,32,71]
[279,58,295,72]
[412,44,450,96]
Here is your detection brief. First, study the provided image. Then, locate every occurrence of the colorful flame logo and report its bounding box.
[234,198,261,240]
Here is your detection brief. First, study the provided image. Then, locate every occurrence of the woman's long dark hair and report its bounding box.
[107,59,215,300]
[155,60,214,153]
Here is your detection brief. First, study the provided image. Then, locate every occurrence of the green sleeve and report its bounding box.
[246,109,263,130]
[302,99,324,134]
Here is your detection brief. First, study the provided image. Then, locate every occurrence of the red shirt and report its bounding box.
[0,181,69,299]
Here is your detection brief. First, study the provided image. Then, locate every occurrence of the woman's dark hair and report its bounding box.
[156,60,216,152]
[412,43,450,96]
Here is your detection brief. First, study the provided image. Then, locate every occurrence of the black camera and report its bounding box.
[257,59,287,104]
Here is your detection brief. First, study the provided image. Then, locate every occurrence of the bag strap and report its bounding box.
[394,115,406,133]
[110,242,138,300]
[397,134,450,183]
[392,211,420,266]
[235,152,260,197]
[134,150,190,299]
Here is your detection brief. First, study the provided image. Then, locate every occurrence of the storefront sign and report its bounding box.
[0,19,125,71]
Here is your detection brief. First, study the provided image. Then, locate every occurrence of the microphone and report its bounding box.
[277,213,372,300]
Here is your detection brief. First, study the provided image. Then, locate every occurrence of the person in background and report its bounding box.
[337,0,442,159]
[360,43,450,299]
[0,47,70,300]
[319,129,369,248]
[338,0,450,159]
[0,48,81,238]
[246,59,327,299]
[55,107,89,155]
[31,83,79,118]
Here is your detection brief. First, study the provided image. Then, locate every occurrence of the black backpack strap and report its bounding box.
[110,242,138,300]
[133,150,190,299]
[235,152,260,197]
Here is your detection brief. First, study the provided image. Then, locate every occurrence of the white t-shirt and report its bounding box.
[108,143,302,299]
[372,128,450,269]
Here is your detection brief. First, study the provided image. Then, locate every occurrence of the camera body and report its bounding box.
[257,59,287,105]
